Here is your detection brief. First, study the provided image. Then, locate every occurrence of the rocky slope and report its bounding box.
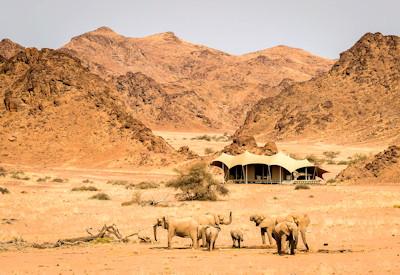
[61,27,334,130]
[0,39,24,59]
[236,33,400,143]
[0,48,178,167]
[337,145,400,183]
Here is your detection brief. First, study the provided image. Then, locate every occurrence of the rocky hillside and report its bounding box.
[61,27,334,130]
[0,48,178,167]
[236,33,400,143]
[0,39,24,59]
[337,145,400,184]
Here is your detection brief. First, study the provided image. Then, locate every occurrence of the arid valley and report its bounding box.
[1,3,400,274]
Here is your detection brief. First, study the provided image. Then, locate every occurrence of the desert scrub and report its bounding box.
[10,171,30,181]
[167,162,229,201]
[37,176,51,182]
[294,184,310,190]
[337,160,349,165]
[72,186,99,192]
[121,191,142,206]
[134,181,160,189]
[0,187,10,194]
[90,193,111,200]
[204,147,214,155]
[348,153,368,165]
[107,180,130,186]
[0,167,6,177]
[394,205,400,209]
[82,179,93,184]
[326,178,336,184]
[52,178,66,183]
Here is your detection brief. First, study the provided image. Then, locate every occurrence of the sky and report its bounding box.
[0,0,399,59]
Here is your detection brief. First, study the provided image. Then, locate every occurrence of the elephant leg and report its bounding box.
[289,237,296,255]
[300,228,309,251]
[232,238,236,248]
[276,236,282,255]
[167,229,174,249]
[261,228,266,244]
[266,228,275,246]
[238,239,241,248]
[280,235,287,255]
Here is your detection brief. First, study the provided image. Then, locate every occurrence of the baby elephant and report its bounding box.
[202,225,221,251]
[230,229,244,248]
[272,221,298,255]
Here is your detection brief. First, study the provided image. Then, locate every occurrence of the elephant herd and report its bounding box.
[153,212,310,255]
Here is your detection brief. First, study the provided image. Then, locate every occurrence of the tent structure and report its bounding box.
[211,151,328,184]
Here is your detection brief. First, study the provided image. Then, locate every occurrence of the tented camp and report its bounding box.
[211,151,327,184]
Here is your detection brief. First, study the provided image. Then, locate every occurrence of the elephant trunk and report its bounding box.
[224,211,233,225]
[153,224,158,241]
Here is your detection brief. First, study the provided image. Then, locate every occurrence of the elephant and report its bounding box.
[195,211,232,246]
[230,229,244,248]
[250,213,310,250]
[272,221,298,255]
[153,216,199,249]
[200,225,221,251]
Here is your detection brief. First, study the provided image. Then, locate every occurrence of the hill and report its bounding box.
[236,32,400,143]
[0,48,178,167]
[0,38,24,59]
[61,27,333,130]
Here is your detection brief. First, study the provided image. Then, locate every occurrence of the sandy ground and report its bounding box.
[0,132,398,274]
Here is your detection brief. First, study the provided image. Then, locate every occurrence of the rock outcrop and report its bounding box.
[222,135,278,156]
[0,48,178,167]
[236,33,400,143]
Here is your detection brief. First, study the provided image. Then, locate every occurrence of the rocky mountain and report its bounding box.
[61,27,334,130]
[0,38,24,59]
[0,48,179,167]
[236,33,400,143]
[337,145,400,184]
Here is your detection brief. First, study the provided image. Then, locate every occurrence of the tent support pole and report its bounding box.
[245,165,248,184]
[279,166,282,184]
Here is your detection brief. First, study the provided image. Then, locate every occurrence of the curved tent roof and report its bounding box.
[211,151,328,177]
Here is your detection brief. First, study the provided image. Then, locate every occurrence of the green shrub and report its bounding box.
[90,193,111,200]
[0,186,10,194]
[135,181,160,189]
[166,163,229,201]
[294,184,310,190]
[72,186,99,192]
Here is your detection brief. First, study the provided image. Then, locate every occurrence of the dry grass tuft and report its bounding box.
[72,186,99,192]
[134,181,160,190]
[90,193,111,200]
[82,179,93,184]
[107,180,130,186]
[294,184,310,190]
[394,205,400,209]
[121,191,142,206]
[37,176,51,182]
[0,186,10,194]
[10,171,30,181]
[0,167,6,177]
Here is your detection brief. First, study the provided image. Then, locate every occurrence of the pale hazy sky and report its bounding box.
[1,0,399,58]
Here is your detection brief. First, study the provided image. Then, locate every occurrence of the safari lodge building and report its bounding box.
[211,151,327,184]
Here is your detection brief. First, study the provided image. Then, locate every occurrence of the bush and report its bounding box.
[0,187,10,194]
[52,178,66,183]
[348,153,368,165]
[107,180,130,186]
[37,176,51,182]
[166,163,229,201]
[135,181,160,189]
[10,171,30,181]
[323,151,340,160]
[0,167,6,177]
[326,179,336,184]
[90,193,111,200]
[82,179,93,184]
[394,204,400,209]
[294,184,310,190]
[72,186,99,192]
[204,147,214,155]
[121,191,142,206]
[337,160,349,165]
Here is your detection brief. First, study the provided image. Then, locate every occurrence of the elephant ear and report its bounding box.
[258,217,273,228]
